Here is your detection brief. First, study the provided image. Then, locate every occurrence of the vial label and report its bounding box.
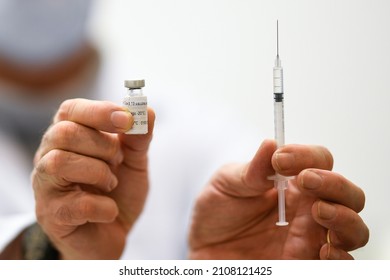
[123,95,148,134]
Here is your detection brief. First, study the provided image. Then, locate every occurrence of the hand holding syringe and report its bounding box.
[268,21,293,226]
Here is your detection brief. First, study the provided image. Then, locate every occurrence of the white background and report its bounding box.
[87,0,390,259]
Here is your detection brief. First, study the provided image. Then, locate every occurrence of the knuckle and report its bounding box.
[36,150,69,176]
[40,128,52,148]
[54,194,94,225]
[55,99,77,122]
[39,123,54,146]
[51,121,80,147]
[93,163,111,186]
[78,195,95,217]
[55,204,73,225]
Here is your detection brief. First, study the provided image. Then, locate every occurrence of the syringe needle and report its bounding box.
[277,20,279,57]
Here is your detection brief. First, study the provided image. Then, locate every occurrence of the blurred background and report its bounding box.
[85,0,390,259]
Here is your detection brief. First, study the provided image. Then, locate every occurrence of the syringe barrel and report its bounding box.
[273,58,284,148]
[274,101,285,147]
[273,66,283,94]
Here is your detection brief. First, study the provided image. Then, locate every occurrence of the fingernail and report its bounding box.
[302,170,323,190]
[326,244,340,260]
[110,110,133,131]
[318,201,336,220]
[275,152,295,171]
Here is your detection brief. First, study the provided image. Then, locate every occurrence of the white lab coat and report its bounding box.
[0,131,35,251]
[0,55,259,259]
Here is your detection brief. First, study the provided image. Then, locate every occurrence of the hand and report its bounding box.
[31,98,155,259]
[189,140,369,259]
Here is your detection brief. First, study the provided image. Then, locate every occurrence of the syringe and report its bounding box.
[270,20,289,226]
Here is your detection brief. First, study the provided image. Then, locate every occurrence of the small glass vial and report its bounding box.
[123,79,148,134]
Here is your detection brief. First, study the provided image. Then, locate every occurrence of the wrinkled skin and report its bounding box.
[189,140,369,260]
[31,99,155,259]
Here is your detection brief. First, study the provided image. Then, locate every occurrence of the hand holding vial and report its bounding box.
[31,98,155,259]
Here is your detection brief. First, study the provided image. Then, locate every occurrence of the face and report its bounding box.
[0,0,95,155]
[0,0,92,67]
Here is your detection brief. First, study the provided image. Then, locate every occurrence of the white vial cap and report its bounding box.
[124,79,145,89]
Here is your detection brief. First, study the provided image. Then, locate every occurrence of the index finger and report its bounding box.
[54,98,134,133]
[272,144,334,176]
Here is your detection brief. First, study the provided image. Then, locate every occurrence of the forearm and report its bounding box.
[0,231,24,259]
[0,223,59,260]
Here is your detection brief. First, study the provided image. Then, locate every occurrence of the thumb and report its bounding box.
[118,108,155,169]
[213,139,276,198]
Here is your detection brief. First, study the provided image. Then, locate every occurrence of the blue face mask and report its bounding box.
[0,0,91,67]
